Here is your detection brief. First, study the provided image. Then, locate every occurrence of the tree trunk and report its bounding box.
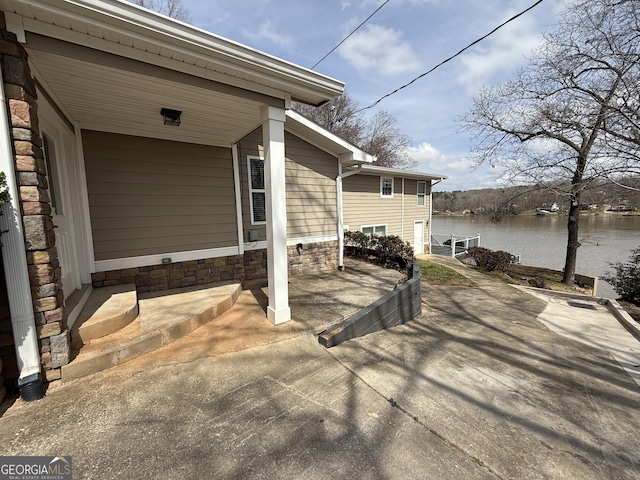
[563,199,581,284]
[563,155,586,285]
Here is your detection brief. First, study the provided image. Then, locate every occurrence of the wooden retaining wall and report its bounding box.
[318,262,421,348]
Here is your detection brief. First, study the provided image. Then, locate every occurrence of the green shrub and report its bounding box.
[376,235,413,263]
[467,246,515,272]
[603,247,640,305]
[344,230,374,258]
[343,231,414,274]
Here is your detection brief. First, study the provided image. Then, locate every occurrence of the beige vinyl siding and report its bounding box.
[284,132,337,238]
[343,175,403,237]
[343,175,431,248]
[83,130,237,261]
[402,179,431,247]
[237,128,338,241]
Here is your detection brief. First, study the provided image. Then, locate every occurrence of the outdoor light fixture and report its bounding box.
[160,108,182,126]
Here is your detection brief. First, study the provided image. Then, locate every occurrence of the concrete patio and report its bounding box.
[63,260,404,379]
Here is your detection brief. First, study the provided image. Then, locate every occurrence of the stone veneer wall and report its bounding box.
[243,249,267,282]
[92,241,339,291]
[288,241,338,275]
[92,256,246,293]
[1,15,69,384]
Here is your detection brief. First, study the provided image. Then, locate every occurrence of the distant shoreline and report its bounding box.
[433,210,640,217]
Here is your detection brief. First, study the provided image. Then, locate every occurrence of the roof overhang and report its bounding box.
[347,164,448,182]
[285,110,375,166]
[1,0,344,106]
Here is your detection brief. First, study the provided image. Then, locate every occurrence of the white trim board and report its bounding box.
[244,241,268,251]
[244,235,338,252]
[94,246,241,272]
[95,235,340,270]
[287,235,338,246]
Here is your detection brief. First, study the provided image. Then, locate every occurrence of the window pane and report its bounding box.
[250,159,264,190]
[252,192,266,222]
[381,178,393,196]
[417,181,426,194]
[374,225,386,236]
[362,227,373,237]
[417,195,425,206]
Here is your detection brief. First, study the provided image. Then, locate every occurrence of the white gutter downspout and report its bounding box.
[401,177,405,240]
[428,178,445,254]
[0,69,42,391]
[336,159,362,270]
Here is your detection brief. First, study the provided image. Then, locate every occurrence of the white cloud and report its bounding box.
[338,24,420,75]
[244,20,293,50]
[457,11,542,93]
[409,142,468,174]
[408,142,503,191]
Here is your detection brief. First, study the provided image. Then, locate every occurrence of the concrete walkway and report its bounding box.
[0,257,638,479]
[522,287,640,387]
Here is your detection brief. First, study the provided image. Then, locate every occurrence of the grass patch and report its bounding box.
[419,260,474,286]
[470,263,593,295]
[482,270,519,284]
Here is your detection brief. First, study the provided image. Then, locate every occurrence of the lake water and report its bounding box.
[432,214,640,298]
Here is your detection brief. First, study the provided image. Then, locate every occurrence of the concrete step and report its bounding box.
[73,284,139,345]
[62,281,242,382]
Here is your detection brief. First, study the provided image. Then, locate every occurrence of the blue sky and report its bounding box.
[177,0,566,191]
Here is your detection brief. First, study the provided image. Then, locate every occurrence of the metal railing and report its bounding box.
[431,233,481,258]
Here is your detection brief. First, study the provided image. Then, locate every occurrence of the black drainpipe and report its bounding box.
[18,373,45,401]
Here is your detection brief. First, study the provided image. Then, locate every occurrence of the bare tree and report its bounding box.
[294,91,416,169]
[294,92,366,148]
[461,0,640,285]
[132,0,191,22]
[361,110,413,168]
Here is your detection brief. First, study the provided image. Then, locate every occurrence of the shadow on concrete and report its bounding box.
[322,277,640,479]
[1,260,639,479]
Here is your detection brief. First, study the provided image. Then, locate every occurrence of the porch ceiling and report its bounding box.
[0,0,344,116]
[2,0,344,147]
[29,48,264,147]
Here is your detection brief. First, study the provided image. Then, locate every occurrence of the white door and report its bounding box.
[41,126,79,298]
[414,220,425,255]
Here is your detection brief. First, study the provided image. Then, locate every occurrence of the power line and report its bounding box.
[354,0,545,114]
[311,0,390,70]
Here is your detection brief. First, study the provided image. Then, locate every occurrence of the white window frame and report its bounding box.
[247,155,266,225]
[361,224,388,237]
[380,177,394,198]
[417,181,427,207]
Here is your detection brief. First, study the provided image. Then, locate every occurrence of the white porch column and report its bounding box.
[261,105,291,324]
[336,162,344,270]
